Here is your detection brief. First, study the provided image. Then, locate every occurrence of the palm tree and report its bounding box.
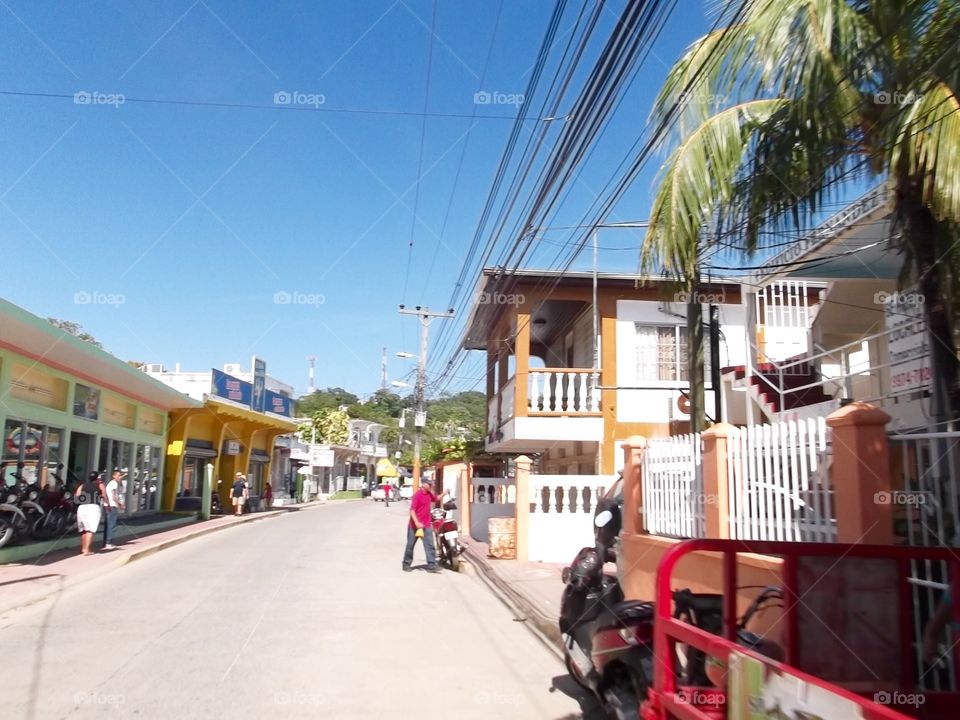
[642,0,960,422]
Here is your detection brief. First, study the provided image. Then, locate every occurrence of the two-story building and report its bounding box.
[460,270,762,475]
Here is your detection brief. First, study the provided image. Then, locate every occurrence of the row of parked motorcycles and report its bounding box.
[559,477,784,720]
[0,463,86,549]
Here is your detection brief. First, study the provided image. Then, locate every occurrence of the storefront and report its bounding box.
[162,369,297,512]
[0,298,199,514]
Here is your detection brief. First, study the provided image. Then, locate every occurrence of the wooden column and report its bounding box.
[621,436,647,535]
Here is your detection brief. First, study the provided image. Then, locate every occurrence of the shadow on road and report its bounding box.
[549,674,607,719]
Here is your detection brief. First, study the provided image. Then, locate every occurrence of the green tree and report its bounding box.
[295,387,359,416]
[47,318,103,349]
[644,0,960,422]
[298,408,350,445]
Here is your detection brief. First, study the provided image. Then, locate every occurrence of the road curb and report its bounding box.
[461,543,563,661]
[0,503,327,617]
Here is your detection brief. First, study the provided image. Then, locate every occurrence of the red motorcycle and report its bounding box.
[430,499,462,572]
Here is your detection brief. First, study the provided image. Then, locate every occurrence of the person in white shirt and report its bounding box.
[102,468,125,550]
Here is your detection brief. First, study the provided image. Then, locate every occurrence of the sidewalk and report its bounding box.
[0,501,328,617]
[461,538,566,657]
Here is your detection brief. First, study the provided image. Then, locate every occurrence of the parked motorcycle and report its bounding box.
[560,510,654,720]
[211,479,223,515]
[0,483,27,548]
[31,464,72,539]
[431,499,462,572]
[7,464,46,544]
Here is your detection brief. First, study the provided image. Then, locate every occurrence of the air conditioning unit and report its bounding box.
[223,363,242,375]
[146,363,164,373]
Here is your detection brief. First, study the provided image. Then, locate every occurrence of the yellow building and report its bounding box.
[163,397,298,511]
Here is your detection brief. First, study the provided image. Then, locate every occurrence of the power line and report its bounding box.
[0,89,549,121]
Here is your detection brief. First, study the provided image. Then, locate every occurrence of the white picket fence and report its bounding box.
[468,478,515,543]
[528,474,616,563]
[726,417,835,542]
[642,434,704,538]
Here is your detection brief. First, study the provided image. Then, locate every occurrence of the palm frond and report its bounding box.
[890,81,960,223]
[643,99,786,277]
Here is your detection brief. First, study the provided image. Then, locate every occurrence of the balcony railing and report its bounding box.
[487,369,602,435]
[528,368,600,414]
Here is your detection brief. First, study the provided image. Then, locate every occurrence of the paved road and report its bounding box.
[3,500,599,719]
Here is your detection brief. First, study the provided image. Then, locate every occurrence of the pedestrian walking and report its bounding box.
[402,477,448,573]
[76,472,105,556]
[231,472,247,516]
[263,481,273,508]
[102,468,125,550]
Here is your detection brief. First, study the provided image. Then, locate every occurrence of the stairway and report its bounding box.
[722,359,834,419]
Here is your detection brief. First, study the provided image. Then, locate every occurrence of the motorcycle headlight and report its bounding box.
[29,490,38,500]
[6,493,17,504]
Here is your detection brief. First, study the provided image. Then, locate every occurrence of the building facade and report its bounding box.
[0,298,197,515]
[143,361,297,510]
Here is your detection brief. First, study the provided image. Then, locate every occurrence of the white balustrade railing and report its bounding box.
[528,474,616,563]
[727,417,834,542]
[642,434,704,538]
[528,368,600,414]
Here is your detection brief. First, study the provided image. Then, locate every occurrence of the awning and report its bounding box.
[297,466,313,475]
[184,440,217,458]
[376,458,398,477]
[250,450,271,463]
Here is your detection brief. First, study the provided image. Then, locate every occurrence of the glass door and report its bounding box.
[67,432,95,490]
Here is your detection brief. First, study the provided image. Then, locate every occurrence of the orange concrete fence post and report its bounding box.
[701,423,735,539]
[826,402,894,545]
[620,437,647,535]
[514,455,532,561]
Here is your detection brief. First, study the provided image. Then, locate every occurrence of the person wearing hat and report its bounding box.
[76,471,105,556]
[402,477,448,573]
[102,468,125,550]
[231,472,248,516]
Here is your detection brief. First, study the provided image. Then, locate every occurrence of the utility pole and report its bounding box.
[398,305,455,488]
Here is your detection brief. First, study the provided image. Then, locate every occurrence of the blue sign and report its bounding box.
[211,369,252,406]
[266,390,292,417]
[252,357,267,413]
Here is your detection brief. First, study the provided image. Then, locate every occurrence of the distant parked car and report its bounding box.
[371,483,398,501]
[399,483,414,500]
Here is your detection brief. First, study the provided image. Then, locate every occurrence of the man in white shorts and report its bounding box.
[76,471,105,556]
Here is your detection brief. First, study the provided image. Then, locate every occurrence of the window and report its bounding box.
[634,324,710,382]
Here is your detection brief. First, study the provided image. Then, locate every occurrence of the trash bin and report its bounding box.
[488,517,516,559]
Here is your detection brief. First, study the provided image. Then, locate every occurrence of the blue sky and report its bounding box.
[0,0,715,398]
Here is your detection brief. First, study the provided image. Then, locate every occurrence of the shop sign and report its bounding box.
[266,390,292,417]
[211,369,252,406]
[309,445,335,467]
[252,356,267,413]
[73,383,100,420]
[884,291,930,393]
[223,440,241,455]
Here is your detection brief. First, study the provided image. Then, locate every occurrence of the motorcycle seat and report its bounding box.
[600,600,655,628]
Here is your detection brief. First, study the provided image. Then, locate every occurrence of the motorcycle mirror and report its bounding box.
[595,510,613,528]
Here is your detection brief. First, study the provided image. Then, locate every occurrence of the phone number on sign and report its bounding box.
[891,366,931,390]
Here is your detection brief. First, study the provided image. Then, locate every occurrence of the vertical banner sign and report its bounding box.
[884,291,930,394]
[252,357,267,413]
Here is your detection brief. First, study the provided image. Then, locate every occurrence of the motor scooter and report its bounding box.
[560,510,655,720]
[430,499,462,571]
[211,479,223,515]
[0,484,26,549]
